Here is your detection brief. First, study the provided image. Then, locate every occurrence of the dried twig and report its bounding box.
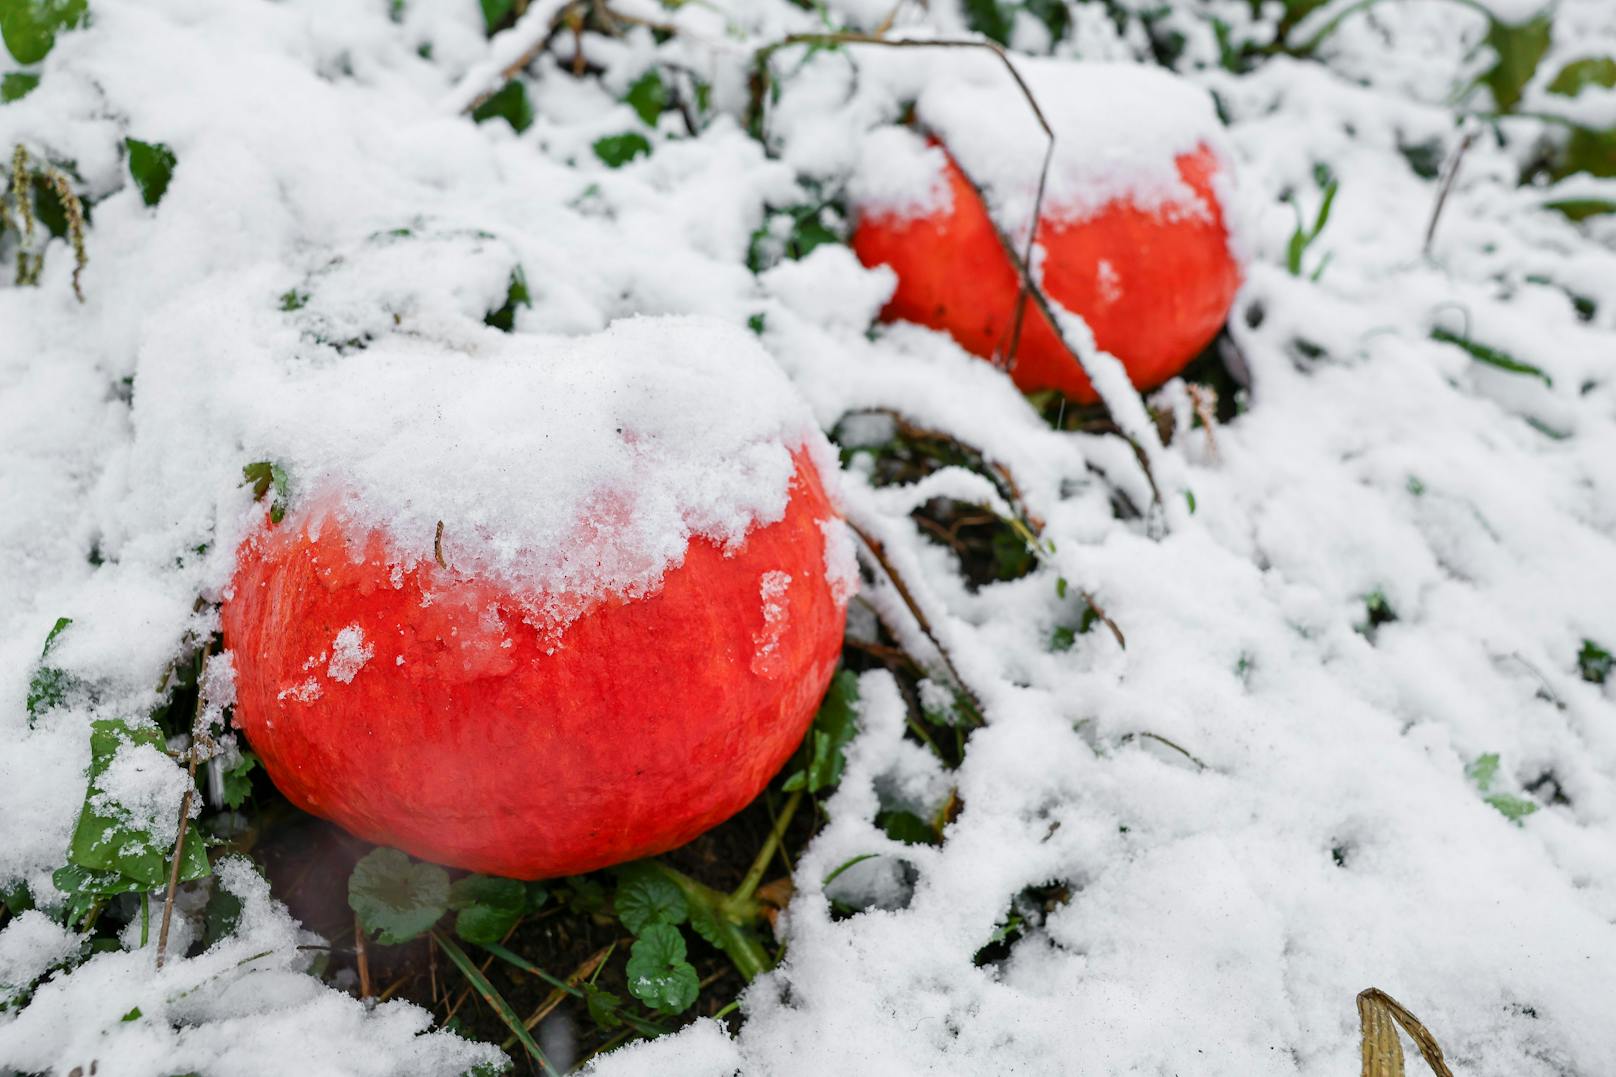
[446,0,578,115]
[434,520,447,568]
[847,519,984,720]
[521,943,613,1032]
[1423,123,1478,257]
[861,407,1045,531]
[1185,383,1220,461]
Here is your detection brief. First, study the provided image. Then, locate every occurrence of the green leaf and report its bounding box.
[625,69,666,127]
[1466,753,1501,793]
[1,882,32,915]
[613,863,687,935]
[624,924,699,1014]
[582,983,624,1030]
[1049,624,1077,653]
[120,1006,141,1022]
[559,875,606,915]
[1482,13,1551,114]
[26,616,73,722]
[1560,127,1616,181]
[878,810,939,846]
[50,863,143,927]
[1578,640,1612,684]
[448,874,526,945]
[798,670,859,794]
[471,79,533,134]
[124,138,176,207]
[241,461,290,523]
[1547,56,1616,97]
[1484,792,1539,825]
[961,0,1011,45]
[220,750,257,810]
[478,0,514,35]
[201,885,242,950]
[1429,327,1552,386]
[483,265,530,332]
[592,132,651,168]
[0,0,87,65]
[1545,196,1616,220]
[1,71,39,102]
[348,848,450,945]
[67,719,209,890]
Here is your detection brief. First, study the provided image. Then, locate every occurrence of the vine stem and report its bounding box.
[156,647,211,970]
[731,787,803,904]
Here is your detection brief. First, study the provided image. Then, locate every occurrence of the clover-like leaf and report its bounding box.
[347,847,449,945]
[614,862,687,936]
[625,923,699,1015]
[448,874,526,945]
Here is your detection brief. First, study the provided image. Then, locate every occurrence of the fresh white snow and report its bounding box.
[2,0,1615,1074]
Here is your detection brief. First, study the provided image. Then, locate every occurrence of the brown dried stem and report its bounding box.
[846,519,984,721]
[156,647,212,970]
[1358,988,1454,1077]
[1423,125,1478,257]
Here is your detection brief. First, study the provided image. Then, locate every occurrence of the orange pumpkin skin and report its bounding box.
[221,450,845,879]
[852,143,1240,404]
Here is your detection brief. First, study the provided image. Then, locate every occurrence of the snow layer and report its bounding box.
[3,0,1616,1075]
[0,860,503,1076]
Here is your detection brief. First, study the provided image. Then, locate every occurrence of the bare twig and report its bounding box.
[847,519,984,720]
[445,0,578,115]
[861,407,1046,531]
[434,520,447,568]
[1423,124,1478,257]
[1185,383,1220,461]
[520,943,613,1032]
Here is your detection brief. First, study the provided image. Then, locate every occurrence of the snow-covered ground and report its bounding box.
[3,0,1615,1073]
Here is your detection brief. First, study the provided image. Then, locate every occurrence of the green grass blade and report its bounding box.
[433,930,559,1077]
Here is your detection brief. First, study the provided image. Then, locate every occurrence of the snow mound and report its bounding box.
[0,860,501,1077]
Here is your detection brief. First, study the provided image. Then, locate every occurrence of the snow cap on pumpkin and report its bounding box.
[912,55,1230,236]
[235,316,840,623]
